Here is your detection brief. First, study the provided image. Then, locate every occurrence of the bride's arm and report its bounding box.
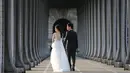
[52,33,55,43]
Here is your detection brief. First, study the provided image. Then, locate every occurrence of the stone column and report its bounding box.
[44,0,49,59]
[106,0,113,64]
[97,0,102,61]
[84,4,87,58]
[80,9,83,56]
[124,0,130,70]
[42,24,45,59]
[83,5,86,57]
[42,2,46,59]
[77,8,81,55]
[82,5,85,57]
[78,8,81,56]
[120,0,127,64]
[0,0,3,72]
[44,0,49,58]
[23,0,33,68]
[79,7,82,57]
[36,0,42,61]
[15,0,29,70]
[128,0,130,21]
[112,0,117,65]
[83,5,85,57]
[35,0,41,63]
[87,0,91,58]
[37,1,43,59]
[95,0,98,60]
[41,1,46,59]
[28,0,36,65]
[77,11,79,56]
[77,7,82,56]
[90,0,94,58]
[82,7,84,57]
[37,0,49,60]
[114,0,122,67]
[101,0,107,62]
[85,1,88,58]
[4,0,24,73]
[93,0,97,59]
[32,0,39,65]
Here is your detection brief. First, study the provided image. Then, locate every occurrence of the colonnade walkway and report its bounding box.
[26,57,130,73]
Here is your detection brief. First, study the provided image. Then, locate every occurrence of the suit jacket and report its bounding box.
[64,30,78,52]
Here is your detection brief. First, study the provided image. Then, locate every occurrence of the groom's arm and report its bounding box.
[75,32,78,49]
[64,31,69,47]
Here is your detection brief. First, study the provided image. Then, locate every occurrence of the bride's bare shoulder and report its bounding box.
[53,33,56,35]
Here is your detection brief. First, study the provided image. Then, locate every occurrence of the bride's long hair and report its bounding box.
[55,25,62,38]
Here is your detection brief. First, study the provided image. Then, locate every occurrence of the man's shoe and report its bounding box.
[70,66,73,71]
[72,68,75,71]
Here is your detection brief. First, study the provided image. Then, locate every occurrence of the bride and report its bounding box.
[50,25,70,72]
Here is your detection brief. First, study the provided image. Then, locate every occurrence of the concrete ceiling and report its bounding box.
[48,0,85,8]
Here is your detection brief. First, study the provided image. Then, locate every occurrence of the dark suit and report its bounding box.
[64,30,78,69]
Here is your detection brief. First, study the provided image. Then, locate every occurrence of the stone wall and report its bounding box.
[48,8,77,39]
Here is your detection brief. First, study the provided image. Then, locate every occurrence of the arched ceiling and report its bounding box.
[48,0,85,8]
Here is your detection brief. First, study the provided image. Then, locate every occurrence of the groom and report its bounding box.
[64,23,78,71]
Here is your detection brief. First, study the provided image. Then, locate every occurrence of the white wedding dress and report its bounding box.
[50,33,70,72]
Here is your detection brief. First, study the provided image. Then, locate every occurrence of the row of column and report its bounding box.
[4,0,49,73]
[77,0,130,70]
[0,0,3,72]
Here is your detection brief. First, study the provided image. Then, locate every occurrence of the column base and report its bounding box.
[107,60,114,65]
[84,57,88,59]
[124,64,130,70]
[35,61,38,65]
[38,59,41,64]
[90,57,94,60]
[24,65,31,70]
[5,68,25,73]
[93,57,98,61]
[31,62,35,67]
[87,56,91,59]
[96,58,101,62]
[16,68,25,73]
[40,58,42,62]
[101,59,107,64]
[114,62,123,68]
[86,56,91,59]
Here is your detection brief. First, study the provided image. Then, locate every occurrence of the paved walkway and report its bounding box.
[26,58,130,73]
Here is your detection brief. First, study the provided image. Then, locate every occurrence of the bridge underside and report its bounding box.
[0,0,130,73]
